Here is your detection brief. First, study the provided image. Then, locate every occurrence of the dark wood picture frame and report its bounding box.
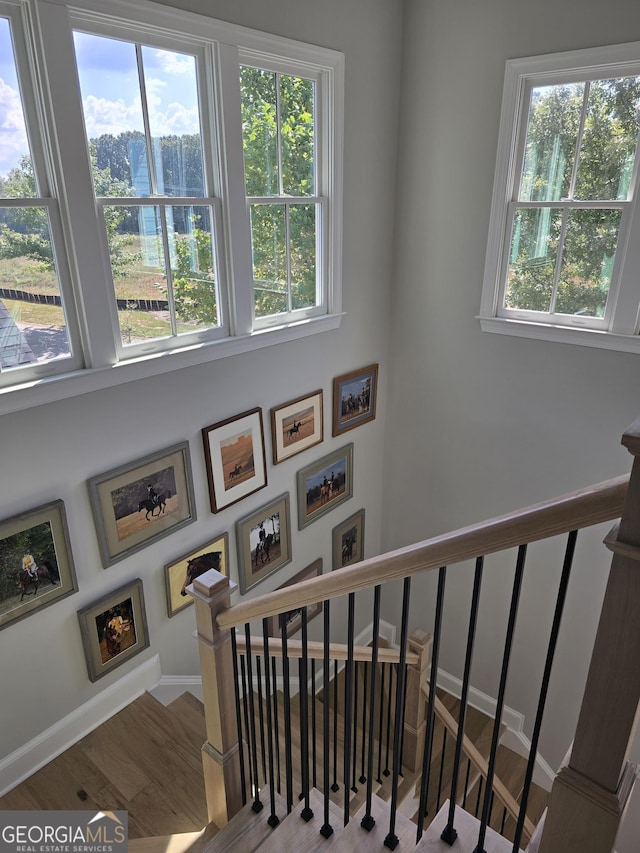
[202,408,267,513]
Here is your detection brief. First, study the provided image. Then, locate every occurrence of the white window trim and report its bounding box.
[479,41,640,353]
[0,0,344,414]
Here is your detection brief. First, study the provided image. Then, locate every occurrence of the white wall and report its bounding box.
[0,0,401,761]
[385,0,640,787]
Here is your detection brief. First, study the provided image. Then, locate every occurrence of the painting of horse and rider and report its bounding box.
[88,442,196,567]
[0,500,78,631]
[270,390,324,465]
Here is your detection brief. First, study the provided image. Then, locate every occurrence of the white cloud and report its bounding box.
[82,94,144,138]
[0,78,29,172]
[154,51,194,76]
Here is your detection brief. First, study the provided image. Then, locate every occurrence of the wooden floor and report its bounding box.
[0,691,210,839]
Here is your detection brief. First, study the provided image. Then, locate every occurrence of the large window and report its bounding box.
[480,44,640,352]
[0,0,343,409]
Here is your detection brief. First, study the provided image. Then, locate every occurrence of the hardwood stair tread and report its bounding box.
[257,787,344,853]
[202,785,287,852]
[323,793,418,852]
[415,800,525,852]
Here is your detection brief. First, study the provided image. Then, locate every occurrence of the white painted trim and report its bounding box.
[149,674,203,706]
[479,315,640,354]
[0,654,162,797]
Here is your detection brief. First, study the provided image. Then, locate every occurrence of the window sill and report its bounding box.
[0,312,344,416]
[479,315,640,354]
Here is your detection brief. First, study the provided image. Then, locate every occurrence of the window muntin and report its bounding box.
[240,64,322,323]
[499,75,640,325]
[0,12,74,379]
[0,0,343,405]
[73,29,221,351]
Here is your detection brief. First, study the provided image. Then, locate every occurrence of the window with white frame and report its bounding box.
[479,43,640,352]
[0,0,343,407]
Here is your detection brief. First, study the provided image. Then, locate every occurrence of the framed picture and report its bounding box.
[88,442,196,567]
[77,578,150,682]
[270,390,324,465]
[332,363,379,436]
[236,493,292,594]
[0,500,78,631]
[332,509,365,570]
[164,531,229,617]
[266,558,323,638]
[202,408,267,513]
[296,443,354,529]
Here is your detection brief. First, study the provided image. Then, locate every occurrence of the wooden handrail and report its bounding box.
[217,475,628,631]
[236,634,420,665]
[432,690,536,839]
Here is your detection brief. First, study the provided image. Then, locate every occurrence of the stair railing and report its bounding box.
[189,450,631,851]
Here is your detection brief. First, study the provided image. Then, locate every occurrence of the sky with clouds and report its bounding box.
[0,19,201,180]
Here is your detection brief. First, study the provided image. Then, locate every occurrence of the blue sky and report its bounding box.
[0,18,201,178]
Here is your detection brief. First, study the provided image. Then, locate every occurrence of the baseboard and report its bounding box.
[0,654,162,797]
[149,675,203,706]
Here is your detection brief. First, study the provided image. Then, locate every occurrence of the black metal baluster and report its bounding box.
[362,585,382,831]
[462,759,472,809]
[299,607,313,821]
[436,727,447,811]
[244,624,263,813]
[475,545,527,853]
[384,576,412,851]
[271,656,281,794]
[256,655,267,786]
[511,530,578,853]
[311,659,317,789]
[417,567,447,842]
[441,556,484,845]
[351,660,359,793]
[500,805,507,835]
[240,654,254,802]
[230,628,247,806]
[281,614,294,813]
[320,599,334,839]
[331,659,339,792]
[343,593,355,825]
[376,663,386,784]
[359,660,368,784]
[383,664,394,777]
[262,620,280,827]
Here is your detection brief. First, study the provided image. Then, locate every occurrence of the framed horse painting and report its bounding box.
[0,500,77,631]
[235,493,292,594]
[332,363,379,437]
[266,558,323,638]
[332,509,365,571]
[164,531,229,617]
[88,442,196,568]
[77,578,150,682]
[270,390,324,465]
[202,408,267,513]
[296,443,354,529]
